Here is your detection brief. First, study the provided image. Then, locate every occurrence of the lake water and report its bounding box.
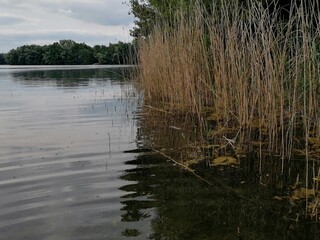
[0,66,319,240]
[0,66,145,240]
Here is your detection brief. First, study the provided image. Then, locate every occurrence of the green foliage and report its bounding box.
[42,43,63,65]
[5,40,134,65]
[93,41,134,64]
[129,0,237,37]
[129,0,156,38]
[0,53,7,64]
[5,45,46,65]
[129,0,315,38]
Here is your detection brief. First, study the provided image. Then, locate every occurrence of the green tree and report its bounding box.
[93,45,109,64]
[24,45,45,65]
[5,49,19,65]
[128,0,312,38]
[5,40,133,65]
[43,43,63,65]
[74,43,95,65]
[59,39,77,64]
[5,45,45,65]
[93,42,133,64]
[0,53,7,64]
[129,0,157,38]
[129,0,216,37]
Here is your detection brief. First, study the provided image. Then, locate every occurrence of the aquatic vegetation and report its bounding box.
[135,0,320,154]
[133,0,320,220]
[210,156,238,167]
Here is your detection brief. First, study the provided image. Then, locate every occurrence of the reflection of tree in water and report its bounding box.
[11,68,131,88]
[118,107,320,239]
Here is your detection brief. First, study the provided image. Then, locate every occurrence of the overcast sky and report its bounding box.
[0,0,134,53]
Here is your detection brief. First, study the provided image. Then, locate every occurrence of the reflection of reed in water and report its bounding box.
[118,149,320,239]
[135,104,320,224]
[136,104,202,163]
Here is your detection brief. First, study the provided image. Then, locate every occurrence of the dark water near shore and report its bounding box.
[0,66,319,240]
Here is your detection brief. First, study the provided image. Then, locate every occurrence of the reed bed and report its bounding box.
[136,0,320,160]
[134,0,320,218]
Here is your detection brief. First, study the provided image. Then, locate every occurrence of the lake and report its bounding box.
[0,66,318,240]
[0,65,144,239]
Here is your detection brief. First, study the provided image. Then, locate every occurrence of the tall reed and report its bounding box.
[136,0,320,164]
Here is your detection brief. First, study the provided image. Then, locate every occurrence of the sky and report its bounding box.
[0,0,134,53]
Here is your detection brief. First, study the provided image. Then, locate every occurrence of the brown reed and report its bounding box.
[135,0,320,172]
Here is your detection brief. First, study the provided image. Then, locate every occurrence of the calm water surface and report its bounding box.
[0,66,149,239]
[0,66,319,240]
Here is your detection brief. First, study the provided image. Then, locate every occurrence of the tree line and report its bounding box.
[1,40,134,65]
[129,0,319,38]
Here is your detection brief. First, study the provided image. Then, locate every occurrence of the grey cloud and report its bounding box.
[0,1,134,52]
[38,1,133,26]
[0,1,34,11]
[0,15,25,25]
[1,1,133,26]
[67,3,133,26]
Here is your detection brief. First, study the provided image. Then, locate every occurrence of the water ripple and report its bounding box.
[0,67,143,240]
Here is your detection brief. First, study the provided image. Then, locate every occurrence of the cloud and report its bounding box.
[58,9,73,15]
[0,14,25,25]
[0,0,134,52]
[67,5,132,26]
[31,0,133,26]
